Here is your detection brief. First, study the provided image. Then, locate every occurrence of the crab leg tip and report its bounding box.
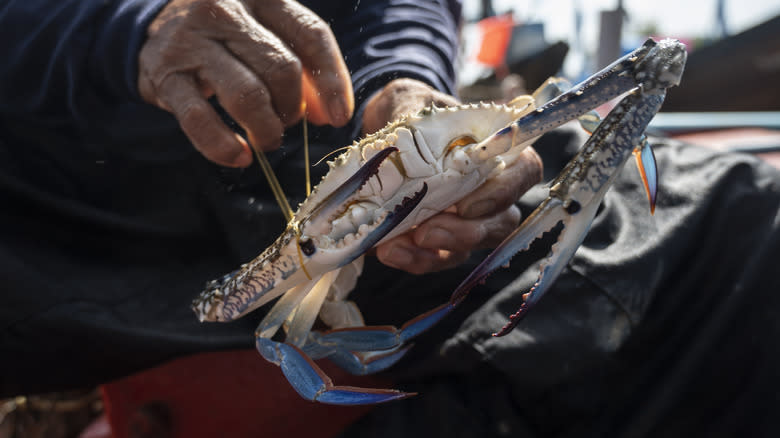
[315,388,415,405]
[257,337,414,405]
[634,142,658,215]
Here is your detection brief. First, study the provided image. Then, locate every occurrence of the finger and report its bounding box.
[362,78,459,134]
[155,73,253,167]
[376,235,470,275]
[219,12,304,126]
[251,0,353,126]
[413,206,522,252]
[198,41,285,153]
[457,147,543,219]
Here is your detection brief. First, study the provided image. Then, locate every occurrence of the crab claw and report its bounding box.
[256,337,414,405]
[302,302,455,375]
[634,140,658,214]
[306,147,399,228]
[450,39,686,337]
[338,182,428,267]
[449,194,599,337]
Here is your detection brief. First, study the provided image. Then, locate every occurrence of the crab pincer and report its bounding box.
[449,39,686,336]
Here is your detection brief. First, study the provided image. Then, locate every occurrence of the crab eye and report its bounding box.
[299,238,316,256]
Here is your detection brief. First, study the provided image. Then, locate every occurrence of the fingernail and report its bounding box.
[329,96,351,126]
[385,247,413,267]
[420,227,454,248]
[464,199,496,218]
[233,149,254,168]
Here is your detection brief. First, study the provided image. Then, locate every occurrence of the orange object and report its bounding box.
[102,349,381,438]
[302,70,354,126]
[302,73,331,126]
[475,14,515,67]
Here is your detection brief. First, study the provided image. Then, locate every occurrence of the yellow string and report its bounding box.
[295,235,313,280]
[252,146,294,222]
[303,111,311,196]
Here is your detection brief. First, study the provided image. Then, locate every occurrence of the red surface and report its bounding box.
[475,14,514,67]
[102,349,383,438]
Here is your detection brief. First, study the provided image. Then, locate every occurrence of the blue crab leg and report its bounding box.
[255,302,454,404]
[303,341,413,376]
[295,302,454,377]
[256,337,414,404]
[299,302,453,376]
[634,138,658,214]
[310,303,454,351]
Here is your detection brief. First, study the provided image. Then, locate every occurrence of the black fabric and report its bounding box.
[0,0,460,396]
[339,129,780,438]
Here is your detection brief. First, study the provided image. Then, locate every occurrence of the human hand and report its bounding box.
[138,0,354,167]
[363,79,543,275]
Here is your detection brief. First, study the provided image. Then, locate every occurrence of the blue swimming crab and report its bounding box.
[192,39,687,405]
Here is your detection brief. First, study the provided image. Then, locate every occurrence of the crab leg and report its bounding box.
[634,138,659,213]
[304,341,413,376]
[451,39,686,336]
[255,302,455,404]
[256,337,414,404]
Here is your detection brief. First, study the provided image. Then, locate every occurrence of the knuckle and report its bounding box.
[296,13,330,41]
[192,0,234,22]
[294,18,336,57]
[231,78,271,108]
[177,99,210,126]
[264,56,302,87]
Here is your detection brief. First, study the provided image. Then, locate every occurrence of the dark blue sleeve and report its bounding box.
[307,0,462,130]
[0,0,168,125]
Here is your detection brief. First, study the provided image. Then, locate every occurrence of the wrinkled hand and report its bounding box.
[363,79,543,275]
[138,0,354,167]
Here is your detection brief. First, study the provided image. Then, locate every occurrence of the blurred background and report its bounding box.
[457,0,780,165]
[458,0,780,108]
